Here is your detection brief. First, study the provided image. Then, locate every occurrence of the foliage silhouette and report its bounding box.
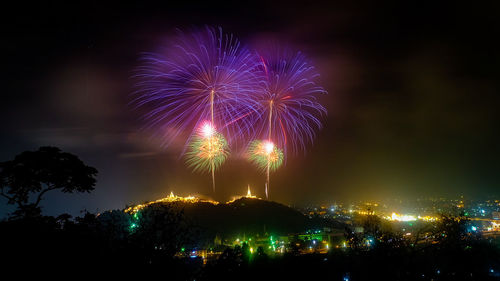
[0,146,97,218]
[1,147,499,279]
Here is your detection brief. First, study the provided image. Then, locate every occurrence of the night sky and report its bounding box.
[1,1,499,217]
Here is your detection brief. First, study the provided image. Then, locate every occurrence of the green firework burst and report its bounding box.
[185,132,229,173]
[247,140,284,172]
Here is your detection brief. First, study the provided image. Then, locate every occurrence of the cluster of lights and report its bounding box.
[229,233,332,255]
[490,221,500,231]
[384,212,439,222]
[387,213,417,222]
[226,185,260,204]
[417,215,439,222]
[126,185,262,214]
[355,210,376,216]
[351,209,438,222]
[124,191,219,214]
[365,238,374,246]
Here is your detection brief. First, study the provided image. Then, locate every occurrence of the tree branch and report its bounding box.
[34,186,58,207]
[0,188,14,202]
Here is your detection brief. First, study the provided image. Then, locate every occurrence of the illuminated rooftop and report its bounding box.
[124,186,262,214]
[124,191,219,214]
[226,185,260,203]
[384,212,439,222]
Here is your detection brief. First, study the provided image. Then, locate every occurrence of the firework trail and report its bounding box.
[134,26,262,192]
[255,49,327,155]
[248,48,327,198]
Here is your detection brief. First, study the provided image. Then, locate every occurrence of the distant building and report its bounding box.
[492,212,500,220]
[214,234,222,246]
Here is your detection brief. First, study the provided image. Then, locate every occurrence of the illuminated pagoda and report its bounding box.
[226,185,260,203]
[246,185,257,199]
[124,191,219,214]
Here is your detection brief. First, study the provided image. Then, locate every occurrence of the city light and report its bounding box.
[4,5,500,281]
[123,192,498,264]
[124,191,219,213]
[246,185,256,198]
[226,185,260,203]
[383,212,439,222]
[388,212,417,221]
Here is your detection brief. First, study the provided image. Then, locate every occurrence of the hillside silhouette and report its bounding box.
[141,197,343,244]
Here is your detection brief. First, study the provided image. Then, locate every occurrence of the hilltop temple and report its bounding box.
[124,185,261,213]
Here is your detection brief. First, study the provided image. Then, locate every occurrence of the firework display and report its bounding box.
[247,140,284,172]
[133,26,262,148]
[253,49,327,156]
[185,121,229,191]
[134,27,264,192]
[245,49,326,198]
[135,27,326,196]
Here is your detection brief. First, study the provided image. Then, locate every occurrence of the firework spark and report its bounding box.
[134,26,263,192]
[185,122,229,180]
[247,139,283,199]
[253,49,327,156]
[246,48,326,199]
[247,140,284,172]
[134,28,326,196]
[133,26,262,149]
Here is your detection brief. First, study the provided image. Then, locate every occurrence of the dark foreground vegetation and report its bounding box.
[1,211,500,280]
[1,147,500,280]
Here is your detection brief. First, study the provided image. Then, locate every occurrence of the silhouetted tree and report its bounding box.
[97,209,133,241]
[254,246,268,264]
[130,203,188,263]
[360,214,382,237]
[345,225,364,250]
[0,147,97,218]
[436,213,470,248]
[241,242,251,264]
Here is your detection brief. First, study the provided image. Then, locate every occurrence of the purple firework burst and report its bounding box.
[133,26,262,150]
[251,49,327,156]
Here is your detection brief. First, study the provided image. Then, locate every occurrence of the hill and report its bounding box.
[138,197,344,243]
